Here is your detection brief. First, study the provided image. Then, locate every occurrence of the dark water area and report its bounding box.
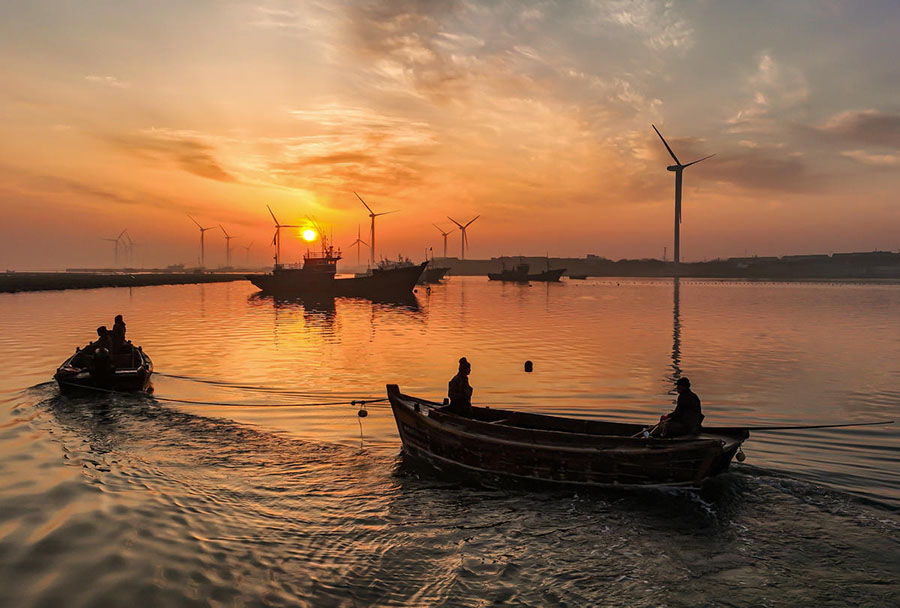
[1,278,898,606]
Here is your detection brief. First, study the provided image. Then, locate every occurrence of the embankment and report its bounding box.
[0,273,259,293]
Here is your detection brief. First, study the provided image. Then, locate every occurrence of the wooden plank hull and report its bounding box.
[387,384,746,488]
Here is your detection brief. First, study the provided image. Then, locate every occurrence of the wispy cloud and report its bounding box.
[107,129,237,183]
[817,110,900,147]
[85,75,129,89]
[727,52,809,134]
[841,149,900,168]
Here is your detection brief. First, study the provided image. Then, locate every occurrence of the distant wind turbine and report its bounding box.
[243,241,254,265]
[347,224,368,266]
[433,223,453,258]
[188,215,215,268]
[101,229,128,267]
[220,225,238,268]
[123,231,139,268]
[447,216,479,260]
[267,205,299,266]
[355,192,396,267]
[652,124,715,267]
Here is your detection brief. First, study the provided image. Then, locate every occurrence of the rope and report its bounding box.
[154,372,378,398]
[56,380,389,409]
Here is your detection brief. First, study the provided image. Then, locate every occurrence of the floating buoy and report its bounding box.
[358,408,368,418]
[524,360,533,373]
[736,447,746,462]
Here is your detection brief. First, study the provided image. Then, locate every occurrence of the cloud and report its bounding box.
[726,52,809,134]
[841,149,900,168]
[85,75,129,89]
[701,149,818,192]
[816,110,900,147]
[599,0,694,51]
[107,129,237,182]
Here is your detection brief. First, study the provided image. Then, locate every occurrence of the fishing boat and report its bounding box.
[386,384,748,487]
[487,262,530,282]
[249,237,426,298]
[528,267,566,282]
[419,263,450,284]
[55,343,153,395]
[568,274,588,280]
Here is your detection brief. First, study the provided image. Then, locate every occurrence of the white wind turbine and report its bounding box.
[433,223,453,258]
[188,215,215,268]
[267,205,299,266]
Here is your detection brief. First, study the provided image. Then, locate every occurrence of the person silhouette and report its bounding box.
[650,377,704,437]
[111,314,127,353]
[447,357,473,416]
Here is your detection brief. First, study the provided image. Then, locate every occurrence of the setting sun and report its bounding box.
[302,229,317,242]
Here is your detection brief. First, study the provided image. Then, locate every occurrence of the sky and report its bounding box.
[1,0,898,269]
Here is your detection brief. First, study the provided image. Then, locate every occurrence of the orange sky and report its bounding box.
[1,1,898,269]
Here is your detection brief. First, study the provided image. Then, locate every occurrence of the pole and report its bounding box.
[674,167,682,267]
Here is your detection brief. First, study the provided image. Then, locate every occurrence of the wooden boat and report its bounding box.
[568,274,588,280]
[55,343,153,395]
[249,237,426,298]
[387,384,748,487]
[418,263,450,284]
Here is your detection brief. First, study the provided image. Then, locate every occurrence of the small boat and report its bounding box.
[568,274,588,280]
[528,268,565,282]
[387,384,748,488]
[55,343,153,395]
[419,263,450,284]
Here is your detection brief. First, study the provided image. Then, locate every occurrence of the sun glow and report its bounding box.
[302,229,317,242]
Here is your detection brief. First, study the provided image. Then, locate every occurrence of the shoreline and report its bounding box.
[0,272,259,293]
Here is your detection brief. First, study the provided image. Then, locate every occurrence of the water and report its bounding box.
[1,278,898,607]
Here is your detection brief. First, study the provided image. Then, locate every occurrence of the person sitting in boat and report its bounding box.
[650,377,704,438]
[447,357,473,416]
[90,326,113,354]
[111,314,127,354]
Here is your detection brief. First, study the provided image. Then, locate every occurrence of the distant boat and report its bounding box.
[568,274,588,280]
[387,384,748,488]
[55,343,153,395]
[419,263,450,284]
[488,260,566,282]
[249,240,426,298]
[487,262,530,282]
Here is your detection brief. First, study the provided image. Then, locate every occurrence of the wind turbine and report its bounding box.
[447,216,479,260]
[243,241,254,265]
[347,224,368,266]
[101,229,127,267]
[267,205,299,266]
[188,215,214,268]
[122,231,139,268]
[220,225,238,268]
[354,192,396,267]
[651,124,715,267]
[433,223,453,258]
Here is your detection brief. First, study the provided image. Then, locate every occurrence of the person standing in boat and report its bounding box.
[447,357,473,416]
[111,314,127,354]
[650,377,704,437]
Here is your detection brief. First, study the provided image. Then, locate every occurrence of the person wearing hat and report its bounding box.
[447,357,473,416]
[650,376,704,438]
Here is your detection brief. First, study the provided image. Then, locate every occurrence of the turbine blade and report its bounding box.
[465,215,480,228]
[447,216,464,228]
[220,224,228,236]
[271,231,277,246]
[267,205,279,225]
[374,210,397,217]
[354,191,375,215]
[652,124,681,165]
[683,153,716,168]
[188,215,202,229]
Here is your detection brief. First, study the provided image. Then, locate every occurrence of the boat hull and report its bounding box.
[55,347,153,395]
[249,262,427,297]
[528,268,566,282]
[387,384,746,488]
[418,266,450,284]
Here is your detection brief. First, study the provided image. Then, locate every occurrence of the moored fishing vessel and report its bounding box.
[487,262,530,282]
[249,238,426,298]
[387,384,748,487]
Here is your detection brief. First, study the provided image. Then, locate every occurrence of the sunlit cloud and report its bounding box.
[85,75,129,88]
[841,149,900,168]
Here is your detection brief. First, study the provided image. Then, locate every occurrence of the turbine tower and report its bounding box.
[651,124,714,267]
[101,229,127,267]
[220,225,238,267]
[267,205,299,266]
[433,223,453,258]
[348,224,368,266]
[354,192,396,267]
[447,216,479,260]
[188,215,214,268]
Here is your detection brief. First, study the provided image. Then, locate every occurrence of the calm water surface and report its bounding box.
[1,277,898,606]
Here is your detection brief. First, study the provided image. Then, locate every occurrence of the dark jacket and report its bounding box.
[448,373,473,416]
[670,389,704,432]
